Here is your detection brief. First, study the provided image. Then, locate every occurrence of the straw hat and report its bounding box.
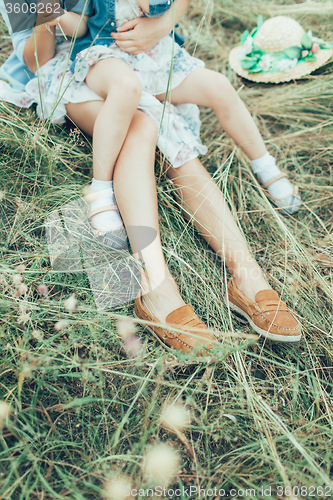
[229,16,333,83]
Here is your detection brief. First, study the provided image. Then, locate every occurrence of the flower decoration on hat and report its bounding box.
[239,16,333,74]
[229,16,333,83]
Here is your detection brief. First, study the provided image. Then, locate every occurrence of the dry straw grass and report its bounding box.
[1,0,333,498]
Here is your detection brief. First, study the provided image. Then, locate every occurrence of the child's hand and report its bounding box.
[111,16,170,54]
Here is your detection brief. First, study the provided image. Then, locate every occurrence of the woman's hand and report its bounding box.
[111,16,170,54]
[111,0,189,54]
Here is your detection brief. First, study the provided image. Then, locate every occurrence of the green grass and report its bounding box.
[1,0,333,498]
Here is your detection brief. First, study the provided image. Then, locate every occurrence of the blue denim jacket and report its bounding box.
[70,0,174,61]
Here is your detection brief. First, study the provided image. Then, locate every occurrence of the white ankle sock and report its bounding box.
[90,179,123,231]
[251,152,292,199]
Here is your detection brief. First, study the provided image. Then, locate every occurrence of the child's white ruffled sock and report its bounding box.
[251,152,292,199]
[90,179,123,231]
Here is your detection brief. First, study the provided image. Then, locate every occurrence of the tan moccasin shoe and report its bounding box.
[134,291,216,354]
[226,278,302,342]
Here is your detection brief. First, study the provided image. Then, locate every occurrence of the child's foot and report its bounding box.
[251,152,301,215]
[87,179,128,249]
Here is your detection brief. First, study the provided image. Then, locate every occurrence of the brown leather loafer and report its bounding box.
[226,278,302,342]
[134,292,216,354]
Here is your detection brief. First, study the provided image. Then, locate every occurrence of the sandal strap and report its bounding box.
[88,205,118,218]
[261,172,288,189]
[267,184,300,203]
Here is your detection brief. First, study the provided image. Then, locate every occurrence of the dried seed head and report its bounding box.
[143,444,180,485]
[0,191,5,202]
[116,317,136,340]
[64,294,77,312]
[19,303,28,315]
[37,284,48,296]
[0,274,8,286]
[17,313,31,325]
[54,319,69,331]
[12,274,23,286]
[15,265,26,273]
[160,404,191,432]
[16,284,28,296]
[123,336,143,358]
[102,475,132,500]
[31,330,43,340]
[0,401,11,430]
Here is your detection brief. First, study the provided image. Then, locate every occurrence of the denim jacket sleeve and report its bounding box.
[145,0,174,18]
[64,0,93,16]
[0,0,32,62]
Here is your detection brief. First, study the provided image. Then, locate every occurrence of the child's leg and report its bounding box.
[165,157,270,303]
[85,58,142,180]
[156,68,295,202]
[83,58,142,231]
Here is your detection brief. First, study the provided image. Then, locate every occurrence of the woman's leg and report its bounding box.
[166,158,270,303]
[113,111,187,322]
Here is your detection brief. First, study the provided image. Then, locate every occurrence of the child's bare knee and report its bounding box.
[209,72,237,106]
[213,72,234,93]
[113,73,142,103]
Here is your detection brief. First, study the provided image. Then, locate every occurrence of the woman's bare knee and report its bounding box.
[65,100,104,136]
[130,111,158,143]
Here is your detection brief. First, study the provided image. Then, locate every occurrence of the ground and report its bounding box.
[0,0,333,498]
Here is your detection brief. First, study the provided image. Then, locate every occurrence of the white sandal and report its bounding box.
[88,205,129,250]
[261,173,302,215]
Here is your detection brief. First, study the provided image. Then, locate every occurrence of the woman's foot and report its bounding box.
[141,271,186,323]
[226,278,302,342]
[226,261,301,342]
[135,272,216,354]
[231,261,271,303]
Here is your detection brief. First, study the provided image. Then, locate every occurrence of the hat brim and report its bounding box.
[229,46,333,83]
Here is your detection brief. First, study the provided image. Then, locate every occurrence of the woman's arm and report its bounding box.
[112,0,190,54]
